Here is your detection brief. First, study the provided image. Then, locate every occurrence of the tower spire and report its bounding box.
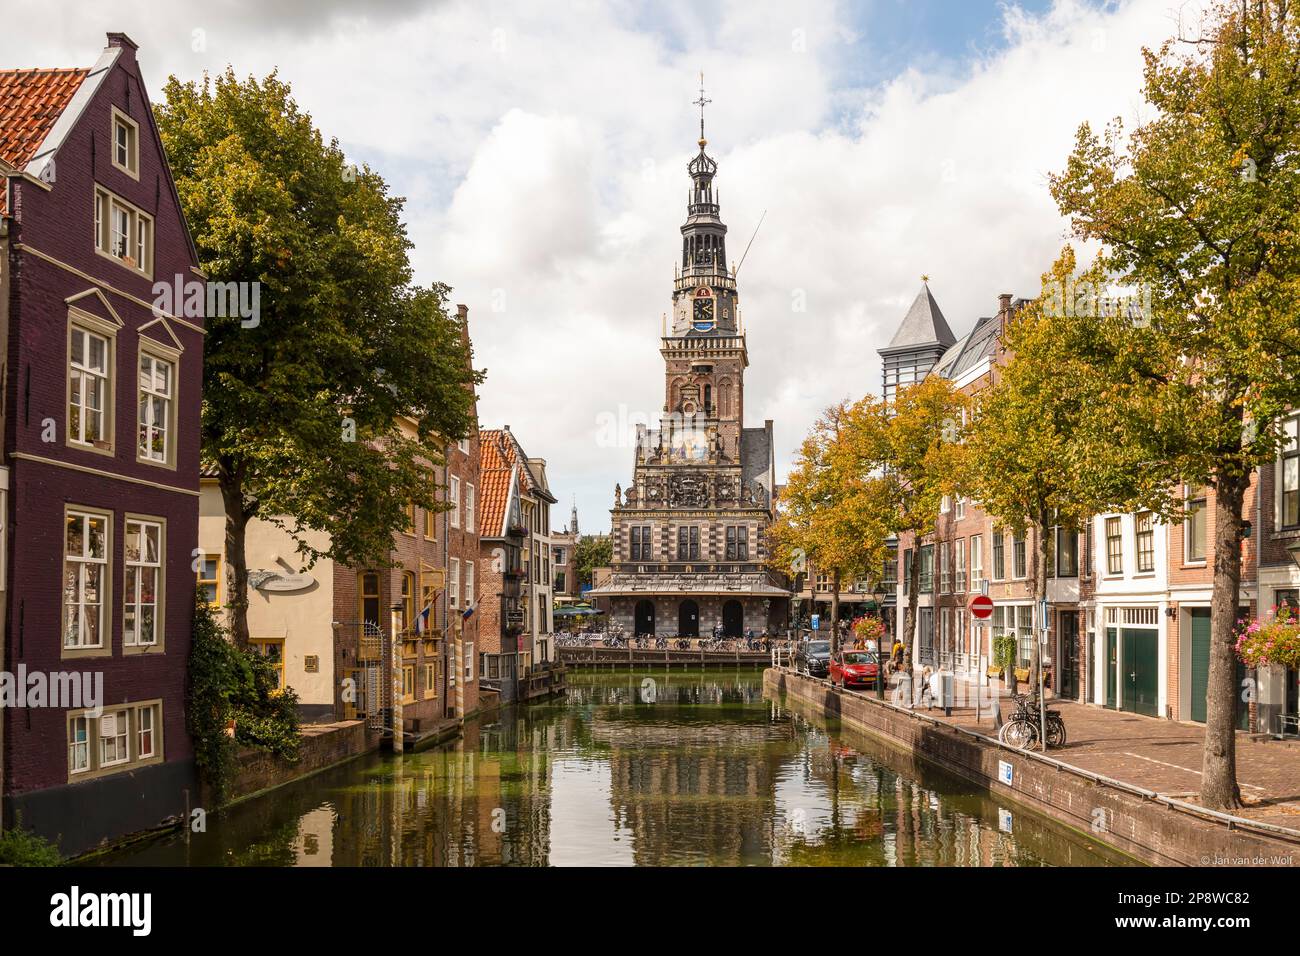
[693,71,711,147]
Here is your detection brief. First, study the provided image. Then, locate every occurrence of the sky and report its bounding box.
[2,0,1210,535]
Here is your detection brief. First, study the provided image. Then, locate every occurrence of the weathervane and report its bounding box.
[693,71,711,146]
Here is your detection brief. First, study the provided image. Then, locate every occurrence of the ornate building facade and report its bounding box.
[587,106,789,637]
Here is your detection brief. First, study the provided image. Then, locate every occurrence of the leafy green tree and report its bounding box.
[838,380,966,674]
[1048,1,1300,808]
[572,534,613,591]
[157,70,480,646]
[965,248,1110,703]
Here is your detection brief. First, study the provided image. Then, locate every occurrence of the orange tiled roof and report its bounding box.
[478,429,518,538]
[0,67,88,213]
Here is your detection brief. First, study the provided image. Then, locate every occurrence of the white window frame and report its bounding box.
[464,641,475,682]
[110,107,139,179]
[465,560,474,608]
[99,710,130,768]
[449,475,461,528]
[136,704,156,759]
[69,715,90,775]
[69,323,112,449]
[969,535,983,590]
[465,484,475,534]
[123,517,164,648]
[94,186,153,277]
[64,508,110,652]
[137,349,177,467]
[449,557,460,608]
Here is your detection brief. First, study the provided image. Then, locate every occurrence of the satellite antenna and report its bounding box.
[735,209,766,278]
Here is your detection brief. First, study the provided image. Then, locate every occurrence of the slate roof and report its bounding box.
[740,426,773,497]
[882,282,957,352]
[0,67,88,213]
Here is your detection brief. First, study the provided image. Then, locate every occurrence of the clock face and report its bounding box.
[692,295,715,331]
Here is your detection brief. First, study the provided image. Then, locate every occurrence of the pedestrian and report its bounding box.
[919,665,934,709]
[890,638,904,673]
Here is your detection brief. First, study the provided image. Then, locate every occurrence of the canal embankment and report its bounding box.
[765,667,1300,867]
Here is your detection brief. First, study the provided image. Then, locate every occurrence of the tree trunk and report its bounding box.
[830,569,841,656]
[1201,470,1247,811]
[219,473,252,650]
[904,539,921,675]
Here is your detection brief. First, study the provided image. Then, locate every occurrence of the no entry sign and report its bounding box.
[969,594,994,620]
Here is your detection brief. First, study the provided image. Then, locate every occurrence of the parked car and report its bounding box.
[796,640,831,677]
[830,650,880,689]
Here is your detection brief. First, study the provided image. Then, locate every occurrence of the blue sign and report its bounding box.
[811,614,820,631]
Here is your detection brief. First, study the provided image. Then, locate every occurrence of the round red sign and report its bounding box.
[969,594,994,619]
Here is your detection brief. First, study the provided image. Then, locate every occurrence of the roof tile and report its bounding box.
[0,67,89,213]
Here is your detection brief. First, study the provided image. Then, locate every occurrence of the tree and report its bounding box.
[1048,1,1300,808]
[770,402,892,655]
[965,248,1111,714]
[572,535,613,592]
[157,70,480,646]
[839,380,967,677]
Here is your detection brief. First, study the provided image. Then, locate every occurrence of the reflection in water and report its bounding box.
[94,671,1133,867]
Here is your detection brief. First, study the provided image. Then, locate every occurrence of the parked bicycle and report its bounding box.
[997,692,1066,750]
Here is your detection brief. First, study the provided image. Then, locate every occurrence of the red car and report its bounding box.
[830,650,880,689]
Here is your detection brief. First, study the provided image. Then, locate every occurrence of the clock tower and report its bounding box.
[587,80,788,642]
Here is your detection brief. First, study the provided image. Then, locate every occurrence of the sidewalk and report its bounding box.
[881,670,1300,832]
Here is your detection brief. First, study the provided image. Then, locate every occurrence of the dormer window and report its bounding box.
[111,108,139,178]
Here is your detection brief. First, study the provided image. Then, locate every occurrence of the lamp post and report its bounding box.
[872,581,887,699]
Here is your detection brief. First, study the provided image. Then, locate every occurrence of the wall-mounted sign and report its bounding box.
[998,760,1014,785]
[249,570,316,593]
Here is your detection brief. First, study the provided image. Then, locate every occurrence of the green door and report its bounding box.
[1189,609,1248,729]
[1105,628,1117,709]
[1121,628,1159,717]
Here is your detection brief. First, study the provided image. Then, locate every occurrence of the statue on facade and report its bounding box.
[614,483,622,508]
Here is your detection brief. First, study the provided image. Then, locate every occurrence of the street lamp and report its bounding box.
[872,580,887,699]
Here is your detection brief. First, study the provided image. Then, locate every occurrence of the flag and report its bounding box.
[415,602,432,635]
[462,602,474,620]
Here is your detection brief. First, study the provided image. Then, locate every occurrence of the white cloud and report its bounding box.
[0,0,1191,533]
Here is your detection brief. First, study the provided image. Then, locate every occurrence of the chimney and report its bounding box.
[106,32,138,54]
[997,293,1013,339]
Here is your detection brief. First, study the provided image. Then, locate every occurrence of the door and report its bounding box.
[678,600,699,637]
[1059,611,1079,700]
[1189,608,1248,729]
[722,600,744,638]
[1105,627,1117,709]
[634,599,656,637]
[1121,627,1159,717]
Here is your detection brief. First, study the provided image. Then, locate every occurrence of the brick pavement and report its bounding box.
[879,670,1300,832]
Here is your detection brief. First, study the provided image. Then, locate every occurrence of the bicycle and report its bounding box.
[998,693,1066,749]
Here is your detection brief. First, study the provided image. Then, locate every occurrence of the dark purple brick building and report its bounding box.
[0,33,203,854]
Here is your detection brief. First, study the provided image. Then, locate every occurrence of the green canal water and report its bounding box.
[95,671,1133,866]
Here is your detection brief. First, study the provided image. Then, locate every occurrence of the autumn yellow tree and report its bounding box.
[965,248,1112,714]
[770,402,892,655]
[837,379,967,675]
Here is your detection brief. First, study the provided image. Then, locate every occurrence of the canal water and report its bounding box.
[95,671,1134,866]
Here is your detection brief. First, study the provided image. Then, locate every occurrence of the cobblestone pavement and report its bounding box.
[877,671,1300,834]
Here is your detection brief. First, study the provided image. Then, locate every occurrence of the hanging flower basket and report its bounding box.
[1235,605,1300,670]
[854,616,885,643]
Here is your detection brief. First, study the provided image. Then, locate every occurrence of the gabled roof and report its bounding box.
[882,282,956,353]
[478,429,517,535]
[481,427,557,505]
[0,67,89,213]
